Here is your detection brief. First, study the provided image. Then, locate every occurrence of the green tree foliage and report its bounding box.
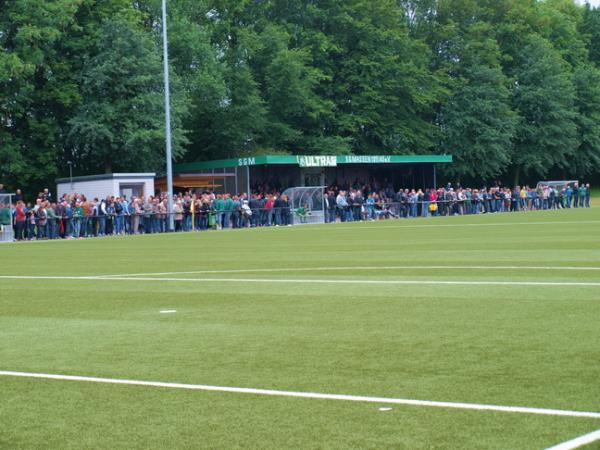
[303,0,444,154]
[0,0,81,192]
[581,3,600,66]
[512,36,578,182]
[1,0,600,194]
[68,18,189,173]
[440,24,517,181]
[572,64,600,176]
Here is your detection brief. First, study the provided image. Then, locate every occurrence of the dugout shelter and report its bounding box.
[161,154,453,194]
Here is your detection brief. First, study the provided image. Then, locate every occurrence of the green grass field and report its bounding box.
[1,207,599,449]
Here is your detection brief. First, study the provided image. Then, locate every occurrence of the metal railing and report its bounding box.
[6,194,593,241]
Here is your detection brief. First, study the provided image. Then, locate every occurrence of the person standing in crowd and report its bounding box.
[429,188,438,216]
[214,194,225,229]
[408,190,417,218]
[13,201,26,240]
[585,184,591,207]
[231,195,241,228]
[41,188,53,202]
[157,198,167,233]
[421,189,430,217]
[579,184,586,208]
[55,201,66,238]
[511,187,519,212]
[200,195,211,230]
[572,182,579,208]
[273,194,284,226]
[26,203,36,239]
[365,194,375,220]
[131,198,142,234]
[82,197,91,237]
[96,198,107,236]
[336,190,348,222]
[140,197,150,233]
[105,197,115,235]
[565,184,572,208]
[281,194,291,225]
[72,200,83,238]
[46,202,58,239]
[114,196,124,235]
[174,198,183,231]
[122,196,131,234]
[241,200,252,227]
[224,194,234,229]
[182,195,192,231]
[263,195,274,226]
[249,194,260,227]
[353,190,363,221]
[36,201,47,239]
[325,190,336,223]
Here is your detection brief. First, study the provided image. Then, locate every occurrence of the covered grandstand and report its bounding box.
[156,154,453,193]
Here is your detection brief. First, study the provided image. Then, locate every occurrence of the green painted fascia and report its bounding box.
[174,154,453,172]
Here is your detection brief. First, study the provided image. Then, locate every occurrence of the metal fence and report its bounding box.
[5,193,593,241]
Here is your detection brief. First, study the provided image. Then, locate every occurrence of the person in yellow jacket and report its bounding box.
[520,187,527,211]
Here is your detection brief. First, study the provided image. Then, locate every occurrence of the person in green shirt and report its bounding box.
[72,202,84,238]
[223,194,234,229]
[214,194,226,229]
[45,203,58,239]
[0,207,10,226]
[295,204,308,223]
[579,185,587,208]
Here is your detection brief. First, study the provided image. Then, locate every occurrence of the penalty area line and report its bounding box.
[1,370,600,420]
[545,429,600,450]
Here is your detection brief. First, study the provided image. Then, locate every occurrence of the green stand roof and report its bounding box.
[174,154,452,173]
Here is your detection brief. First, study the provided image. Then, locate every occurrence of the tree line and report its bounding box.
[1,0,600,194]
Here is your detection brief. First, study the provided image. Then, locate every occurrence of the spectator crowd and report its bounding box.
[0,180,593,241]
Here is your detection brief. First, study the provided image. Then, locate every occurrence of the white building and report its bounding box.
[56,173,155,200]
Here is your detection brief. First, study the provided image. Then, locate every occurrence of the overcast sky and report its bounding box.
[580,0,600,6]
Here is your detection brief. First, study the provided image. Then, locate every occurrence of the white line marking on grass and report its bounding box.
[1,275,600,287]
[1,370,599,419]
[0,276,115,281]
[96,277,600,287]
[289,220,600,231]
[98,265,600,278]
[160,310,177,314]
[545,429,600,450]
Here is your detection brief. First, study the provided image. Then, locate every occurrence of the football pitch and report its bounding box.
[1,208,599,449]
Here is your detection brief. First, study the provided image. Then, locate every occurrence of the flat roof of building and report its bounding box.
[174,154,452,173]
[56,173,156,184]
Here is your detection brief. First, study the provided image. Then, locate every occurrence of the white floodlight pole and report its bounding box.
[162,0,174,231]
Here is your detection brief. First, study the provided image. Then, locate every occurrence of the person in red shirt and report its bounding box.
[14,201,27,241]
[429,189,438,216]
[264,195,274,226]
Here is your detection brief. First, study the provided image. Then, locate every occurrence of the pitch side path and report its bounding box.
[1,208,599,449]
